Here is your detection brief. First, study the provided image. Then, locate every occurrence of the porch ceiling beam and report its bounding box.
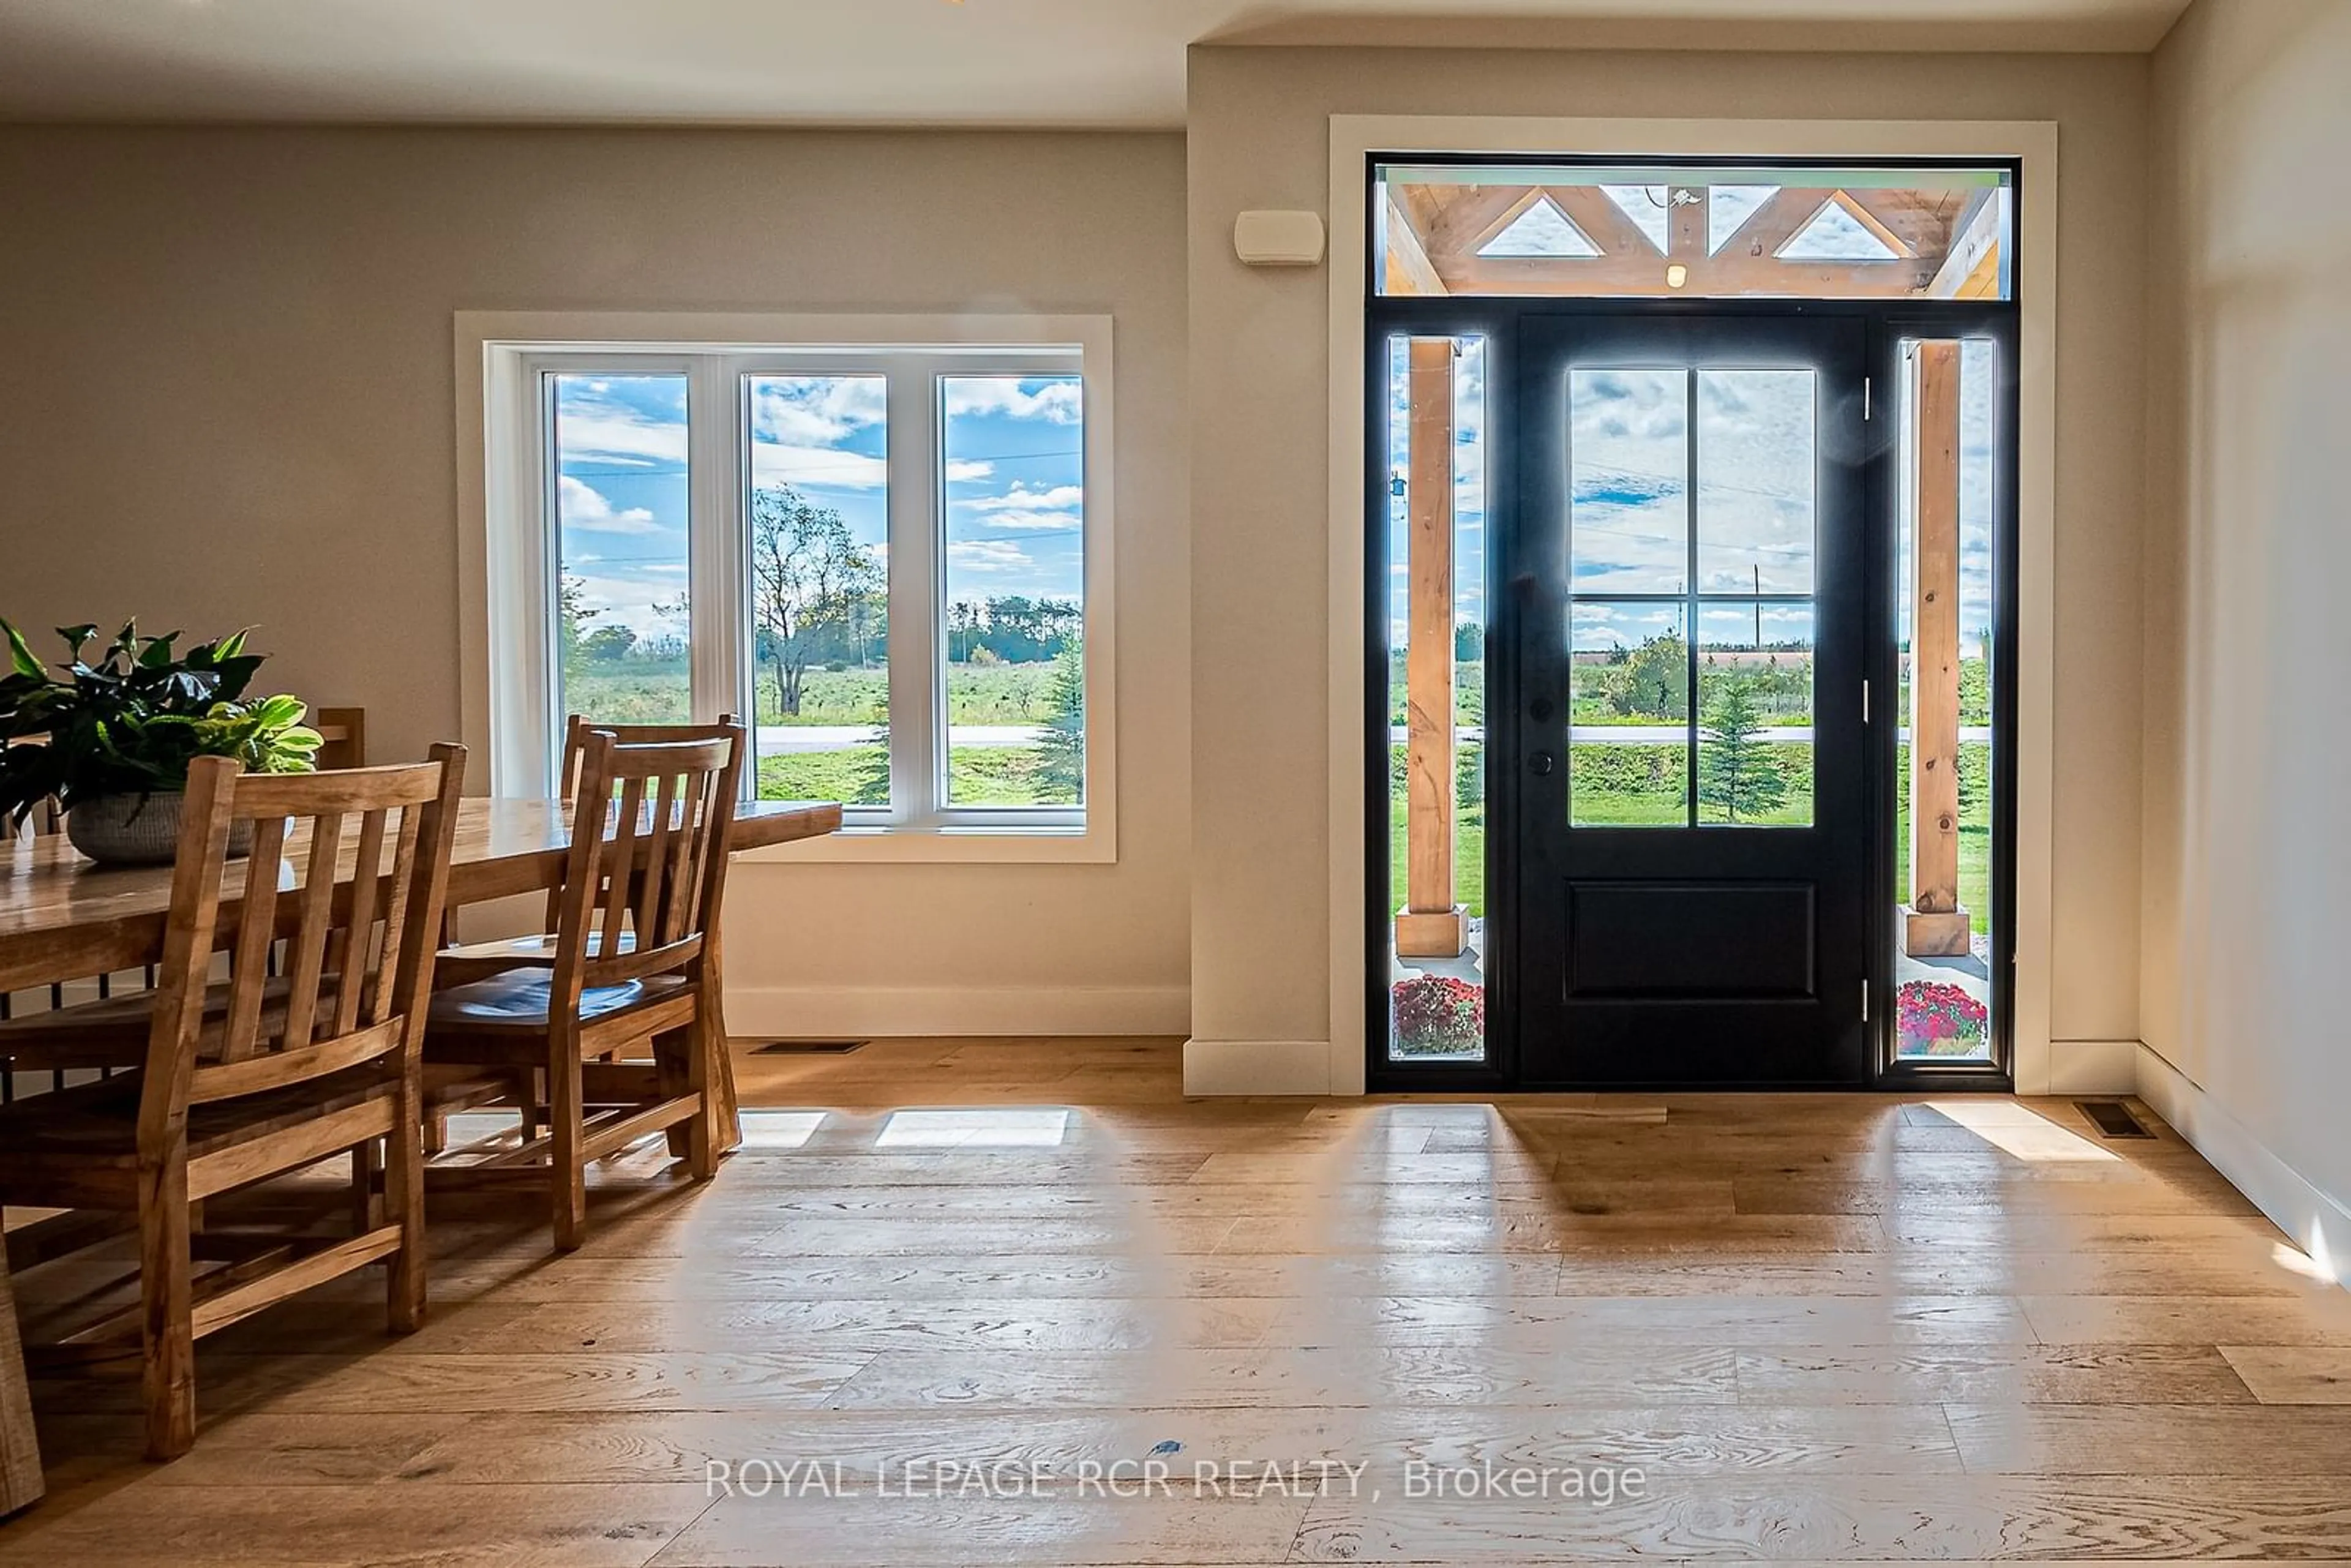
[1827,189,1919,260]
[1382,189,1449,296]
[1843,186,1961,260]
[1668,183,1709,259]
[1924,187,2002,299]
[1542,185,1658,257]
[1711,186,1839,266]
[1423,184,1545,265]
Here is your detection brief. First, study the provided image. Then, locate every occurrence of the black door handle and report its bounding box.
[1528,751,1556,777]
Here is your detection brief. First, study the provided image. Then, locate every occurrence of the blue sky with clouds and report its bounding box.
[553,369,1084,642]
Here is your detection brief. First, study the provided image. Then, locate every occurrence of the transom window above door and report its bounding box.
[463,313,1116,863]
[1374,161,2014,300]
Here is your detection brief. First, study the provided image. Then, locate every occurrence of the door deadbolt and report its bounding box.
[1528,751,1556,777]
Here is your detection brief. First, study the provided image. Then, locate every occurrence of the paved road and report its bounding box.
[1387,725,1995,745]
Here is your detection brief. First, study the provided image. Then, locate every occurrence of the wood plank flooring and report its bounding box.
[5,1035,2351,1564]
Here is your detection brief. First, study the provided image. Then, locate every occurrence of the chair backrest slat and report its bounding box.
[334,806,389,1038]
[554,726,742,999]
[134,748,467,1129]
[367,805,425,1028]
[218,814,289,1065]
[276,811,343,1054]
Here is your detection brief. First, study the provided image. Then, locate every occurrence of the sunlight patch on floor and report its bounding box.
[1921,1099,2121,1163]
[735,1109,828,1149]
[874,1107,1071,1148]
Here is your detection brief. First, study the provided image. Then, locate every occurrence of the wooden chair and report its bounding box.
[422,713,744,1152]
[423,724,741,1249]
[434,711,743,981]
[0,746,465,1458]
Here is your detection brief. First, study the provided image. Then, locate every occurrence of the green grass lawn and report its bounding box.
[567,659,1070,729]
[756,745,1076,808]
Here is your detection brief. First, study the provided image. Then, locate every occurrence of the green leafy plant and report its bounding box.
[0,618,321,825]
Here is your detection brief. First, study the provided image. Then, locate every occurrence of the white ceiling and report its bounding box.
[0,0,2193,129]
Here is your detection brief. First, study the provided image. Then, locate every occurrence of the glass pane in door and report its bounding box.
[1569,600,1690,827]
[1892,338,1998,1061]
[1696,601,1815,826]
[1570,367,1687,591]
[1384,334,1488,1063]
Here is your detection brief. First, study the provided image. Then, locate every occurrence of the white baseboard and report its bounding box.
[2047,1037,2139,1094]
[726,985,1188,1040]
[2136,1043,2350,1291]
[1183,1038,1333,1097]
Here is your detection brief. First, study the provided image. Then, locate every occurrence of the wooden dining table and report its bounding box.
[0,793,839,1512]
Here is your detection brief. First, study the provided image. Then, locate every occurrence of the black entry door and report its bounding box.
[1496,313,1870,1087]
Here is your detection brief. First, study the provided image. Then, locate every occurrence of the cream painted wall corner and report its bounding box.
[2137,1045,2351,1292]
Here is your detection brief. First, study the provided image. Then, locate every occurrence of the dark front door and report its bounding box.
[1496,313,1870,1086]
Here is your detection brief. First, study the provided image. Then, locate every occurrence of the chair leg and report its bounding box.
[550,1043,588,1251]
[654,1024,692,1160]
[350,1136,381,1234]
[137,1157,196,1461]
[386,1082,427,1334]
[684,1016,717,1184]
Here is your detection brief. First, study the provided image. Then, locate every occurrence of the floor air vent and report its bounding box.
[2075,1100,2154,1139]
[752,1039,869,1055]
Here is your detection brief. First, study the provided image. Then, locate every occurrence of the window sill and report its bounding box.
[735,822,1114,866]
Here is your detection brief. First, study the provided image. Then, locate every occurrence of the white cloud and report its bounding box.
[558,475,661,535]
[752,442,888,490]
[947,539,1034,574]
[962,482,1084,531]
[969,483,1082,513]
[566,573,688,639]
[943,378,1082,424]
[749,446,996,492]
[555,408,687,469]
[749,375,887,445]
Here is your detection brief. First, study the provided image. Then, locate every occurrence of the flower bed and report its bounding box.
[1391,973,1484,1057]
[1897,978,1989,1056]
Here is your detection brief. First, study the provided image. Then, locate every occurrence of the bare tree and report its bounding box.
[749,486,881,718]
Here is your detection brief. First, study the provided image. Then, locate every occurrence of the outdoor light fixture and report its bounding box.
[1665,263,1689,288]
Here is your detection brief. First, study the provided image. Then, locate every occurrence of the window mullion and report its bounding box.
[686,356,742,741]
[884,361,941,827]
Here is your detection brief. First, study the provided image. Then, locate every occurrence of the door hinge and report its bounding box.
[1861,980,1870,1022]
[1862,679,1871,724]
[1863,377,1873,420]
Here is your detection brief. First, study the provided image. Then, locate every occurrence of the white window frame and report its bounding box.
[456,311,1116,865]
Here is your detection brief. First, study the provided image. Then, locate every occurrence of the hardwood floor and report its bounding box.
[5,1036,2351,1564]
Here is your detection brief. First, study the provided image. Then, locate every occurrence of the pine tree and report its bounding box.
[1698,677,1788,823]
[1033,645,1086,805]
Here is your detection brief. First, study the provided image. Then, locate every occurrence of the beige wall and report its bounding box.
[0,126,1192,1035]
[1187,45,2152,1075]
[2140,0,2351,1223]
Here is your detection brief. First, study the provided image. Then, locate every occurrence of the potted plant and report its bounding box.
[1,619,322,865]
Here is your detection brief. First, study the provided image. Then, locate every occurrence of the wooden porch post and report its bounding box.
[1903,342,1973,956]
[1395,338,1467,959]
